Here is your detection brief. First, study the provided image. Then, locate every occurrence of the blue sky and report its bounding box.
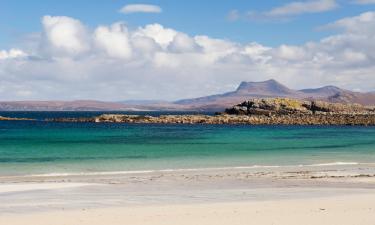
[1,0,374,49]
[0,0,375,100]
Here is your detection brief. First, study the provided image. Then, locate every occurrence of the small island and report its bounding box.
[47,98,375,126]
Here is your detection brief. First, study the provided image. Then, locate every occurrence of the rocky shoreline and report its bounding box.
[45,98,375,126]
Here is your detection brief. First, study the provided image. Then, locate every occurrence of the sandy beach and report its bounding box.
[2,194,375,225]
[1,164,375,225]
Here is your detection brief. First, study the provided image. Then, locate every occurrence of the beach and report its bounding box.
[1,116,375,224]
[2,195,375,225]
[1,163,375,225]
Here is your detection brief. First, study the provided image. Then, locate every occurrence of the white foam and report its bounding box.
[307,162,360,167]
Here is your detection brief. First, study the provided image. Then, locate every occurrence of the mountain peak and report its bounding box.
[237,79,278,88]
[235,79,298,96]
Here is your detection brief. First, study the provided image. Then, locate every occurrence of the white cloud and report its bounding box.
[41,15,89,57]
[168,33,201,53]
[272,45,308,61]
[1,12,375,101]
[325,11,375,34]
[94,22,132,59]
[195,36,237,55]
[120,4,162,14]
[0,49,27,59]
[232,0,338,22]
[353,0,375,4]
[133,24,177,48]
[265,0,338,17]
[131,36,160,55]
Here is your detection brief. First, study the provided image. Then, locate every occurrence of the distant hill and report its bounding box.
[174,79,303,108]
[1,80,374,111]
[118,100,170,105]
[0,100,129,111]
[327,92,375,105]
[174,79,375,110]
[0,100,190,111]
[235,79,300,97]
[299,86,345,98]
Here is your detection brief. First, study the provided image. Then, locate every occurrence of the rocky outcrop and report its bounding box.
[225,98,374,116]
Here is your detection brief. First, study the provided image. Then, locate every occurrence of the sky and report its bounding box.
[0,0,375,101]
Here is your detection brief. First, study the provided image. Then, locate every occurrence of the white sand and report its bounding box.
[0,183,96,194]
[1,194,375,225]
[2,166,375,225]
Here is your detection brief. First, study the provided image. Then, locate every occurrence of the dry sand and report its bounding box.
[1,194,375,225]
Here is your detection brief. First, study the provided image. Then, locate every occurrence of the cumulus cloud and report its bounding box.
[133,24,177,48]
[94,22,132,59]
[168,33,201,53]
[0,12,375,101]
[120,4,162,14]
[41,16,89,57]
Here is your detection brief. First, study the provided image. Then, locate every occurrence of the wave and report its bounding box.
[307,162,359,167]
[19,161,373,178]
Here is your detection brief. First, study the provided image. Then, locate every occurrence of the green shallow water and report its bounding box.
[1,116,375,176]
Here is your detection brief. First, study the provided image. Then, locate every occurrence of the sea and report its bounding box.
[1,111,375,176]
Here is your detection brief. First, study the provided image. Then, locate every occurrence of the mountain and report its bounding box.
[235,79,300,97]
[1,80,374,111]
[174,80,375,110]
[299,86,375,106]
[299,85,345,98]
[327,92,375,105]
[174,79,304,110]
[175,79,302,108]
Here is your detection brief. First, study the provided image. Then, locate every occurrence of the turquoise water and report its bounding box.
[1,112,375,176]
